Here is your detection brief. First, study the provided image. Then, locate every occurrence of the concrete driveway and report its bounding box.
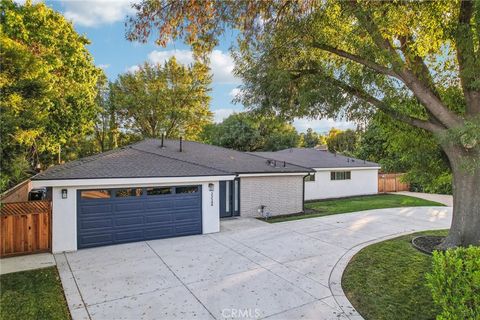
[56,206,451,320]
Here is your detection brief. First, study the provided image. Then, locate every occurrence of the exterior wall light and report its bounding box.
[61,189,68,199]
[208,183,214,191]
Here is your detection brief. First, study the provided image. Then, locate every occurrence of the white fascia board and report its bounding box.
[313,167,381,171]
[237,172,310,178]
[31,175,236,188]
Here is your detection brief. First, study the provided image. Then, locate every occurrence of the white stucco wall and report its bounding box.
[240,175,304,217]
[33,177,231,253]
[304,168,379,201]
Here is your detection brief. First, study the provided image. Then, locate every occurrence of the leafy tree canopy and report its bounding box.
[0,0,101,191]
[326,129,358,155]
[200,112,299,152]
[111,58,212,140]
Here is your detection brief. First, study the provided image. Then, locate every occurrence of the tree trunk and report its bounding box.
[438,145,480,249]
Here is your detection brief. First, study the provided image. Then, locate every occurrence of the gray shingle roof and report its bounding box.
[250,148,380,169]
[33,139,311,181]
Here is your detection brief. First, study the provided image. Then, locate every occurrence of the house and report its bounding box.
[31,139,312,252]
[251,148,380,201]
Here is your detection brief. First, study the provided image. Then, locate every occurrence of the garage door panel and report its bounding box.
[174,211,202,221]
[114,216,144,227]
[174,223,202,235]
[77,186,202,249]
[79,233,114,247]
[145,214,174,224]
[79,204,113,215]
[115,230,144,241]
[144,226,176,239]
[144,199,175,210]
[114,202,145,213]
[174,198,200,208]
[79,218,114,230]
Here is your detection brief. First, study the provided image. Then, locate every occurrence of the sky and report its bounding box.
[39,0,354,134]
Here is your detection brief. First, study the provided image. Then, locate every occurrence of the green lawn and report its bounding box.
[0,267,70,320]
[342,230,448,320]
[262,194,444,223]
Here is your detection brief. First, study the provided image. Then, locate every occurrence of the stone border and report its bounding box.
[328,231,417,320]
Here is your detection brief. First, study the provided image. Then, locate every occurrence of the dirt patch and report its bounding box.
[411,236,446,255]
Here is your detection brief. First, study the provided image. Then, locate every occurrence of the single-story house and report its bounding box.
[31,139,312,252]
[251,148,380,201]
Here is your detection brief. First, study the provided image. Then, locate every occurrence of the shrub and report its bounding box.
[426,246,480,320]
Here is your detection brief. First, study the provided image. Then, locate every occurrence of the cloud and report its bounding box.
[213,108,239,123]
[148,49,195,66]
[293,118,355,133]
[13,0,42,4]
[229,88,243,98]
[63,0,135,27]
[148,49,241,84]
[97,64,110,70]
[125,65,139,73]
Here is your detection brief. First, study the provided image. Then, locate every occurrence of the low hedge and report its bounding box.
[426,246,480,320]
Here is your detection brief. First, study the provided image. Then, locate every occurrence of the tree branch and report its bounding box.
[326,76,444,133]
[456,0,480,115]
[344,0,464,129]
[311,42,401,79]
[288,68,444,133]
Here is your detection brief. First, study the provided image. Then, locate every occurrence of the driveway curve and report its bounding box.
[56,206,451,320]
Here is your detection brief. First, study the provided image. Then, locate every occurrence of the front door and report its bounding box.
[219,179,240,218]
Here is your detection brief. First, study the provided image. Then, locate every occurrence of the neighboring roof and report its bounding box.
[33,139,311,181]
[250,148,380,169]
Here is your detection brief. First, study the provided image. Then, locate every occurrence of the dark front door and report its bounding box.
[77,185,202,249]
[219,179,240,218]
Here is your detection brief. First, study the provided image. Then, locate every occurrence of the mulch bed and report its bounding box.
[411,236,446,255]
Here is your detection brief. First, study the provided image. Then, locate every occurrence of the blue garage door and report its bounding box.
[77,185,202,249]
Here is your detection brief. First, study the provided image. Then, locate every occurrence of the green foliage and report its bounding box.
[300,128,325,148]
[326,128,358,155]
[111,58,212,140]
[426,246,480,320]
[357,114,452,194]
[200,112,299,151]
[0,0,100,192]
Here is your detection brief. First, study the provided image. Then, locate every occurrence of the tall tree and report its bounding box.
[0,0,101,191]
[127,0,480,248]
[326,129,358,155]
[301,128,321,148]
[111,58,212,140]
[94,76,121,153]
[201,112,299,151]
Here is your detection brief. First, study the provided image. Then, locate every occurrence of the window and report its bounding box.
[330,171,351,180]
[146,187,172,196]
[176,186,199,194]
[305,174,315,182]
[225,183,230,213]
[234,180,239,212]
[115,188,143,197]
[81,190,111,199]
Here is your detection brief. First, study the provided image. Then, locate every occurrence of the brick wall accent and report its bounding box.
[240,175,304,217]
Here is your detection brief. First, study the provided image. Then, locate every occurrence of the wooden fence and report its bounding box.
[0,201,51,257]
[378,173,410,193]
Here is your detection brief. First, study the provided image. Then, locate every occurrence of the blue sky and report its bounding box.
[41,0,353,133]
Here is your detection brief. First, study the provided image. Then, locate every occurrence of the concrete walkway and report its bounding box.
[56,206,451,320]
[0,253,56,275]
[392,191,453,207]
